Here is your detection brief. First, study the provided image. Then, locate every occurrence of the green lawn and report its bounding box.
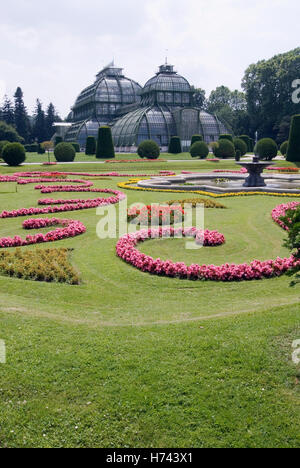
[0,161,299,448]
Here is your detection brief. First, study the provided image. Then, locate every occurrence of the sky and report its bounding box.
[0,0,299,118]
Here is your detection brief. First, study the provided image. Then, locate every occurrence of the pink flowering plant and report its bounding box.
[127,204,185,226]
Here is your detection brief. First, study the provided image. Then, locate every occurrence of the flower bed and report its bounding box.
[116,204,300,282]
[0,218,86,248]
[106,159,165,163]
[166,198,227,209]
[271,201,300,230]
[127,205,185,226]
[267,166,299,172]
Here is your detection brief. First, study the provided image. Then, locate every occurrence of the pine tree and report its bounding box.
[33,99,46,143]
[2,95,15,126]
[45,103,59,140]
[14,87,30,142]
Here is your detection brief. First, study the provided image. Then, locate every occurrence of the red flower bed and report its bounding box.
[127,205,185,226]
[0,218,86,248]
[116,204,300,282]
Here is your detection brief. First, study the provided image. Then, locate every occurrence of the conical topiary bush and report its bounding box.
[96,126,115,159]
[286,115,300,162]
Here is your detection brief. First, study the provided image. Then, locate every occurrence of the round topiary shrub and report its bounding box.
[54,142,76,162]
[219,134,233,142]
[191,135,203,146]
[2,142,26,166]
[190,141,209,159]
[0,140,9,158]
[239,135,252,152]
[280,141,289,157]
[137,140,160,159]
[214,139,235,159]
[85,136,96,155]
[233,137,247,157]
[168,136,182,154]
[256,138,278,161]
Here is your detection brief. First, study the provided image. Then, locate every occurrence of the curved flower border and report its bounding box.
[116,204,299,282]
[0,218,86,248]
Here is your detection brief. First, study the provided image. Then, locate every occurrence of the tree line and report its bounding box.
[0,87,61,144]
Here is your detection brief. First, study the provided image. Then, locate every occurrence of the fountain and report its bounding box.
[236,156,274,187]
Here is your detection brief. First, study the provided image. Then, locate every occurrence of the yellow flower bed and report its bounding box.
[118,179,300,199]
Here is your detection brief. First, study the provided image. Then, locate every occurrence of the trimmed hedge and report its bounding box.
[256,138,278,161]
[219,134,233,142]
[25,144,38,153]
[137,140,160,159]
[37,143,46,154]
[0,140,9,158]
[85,136,96,155]
[71,142,80,153]
[168,136,182,154]
[54,142,76,162]
[191,135,203,146]
[2,142,26,166]
[233,137,247,156]
[213,139,235,159]
[96,126,115,159]
[280,141,289,157]
[190,141,209,159]
[286,115,300,162]
[239,135,252,152]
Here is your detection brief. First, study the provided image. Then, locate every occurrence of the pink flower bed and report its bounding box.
[11,170,175,180]
[116,204,300,282]
[213,168,248,174]
[0,218,86,248]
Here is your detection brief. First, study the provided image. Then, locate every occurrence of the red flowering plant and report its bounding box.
[127,204,185,226]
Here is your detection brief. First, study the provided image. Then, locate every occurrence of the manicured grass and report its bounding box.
[0,162,299,447]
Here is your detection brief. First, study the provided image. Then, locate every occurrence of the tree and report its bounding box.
[191,86,206,109]
[1,95,15,126]
[45,103,60,140]
[242,48,300,140]
[286,114,300,162]
[0,121,21,142]
[14,87,30,142]
[281,205,300,286]
[41,141,54,163]
[32,99,46,143]
[168,136,182,154]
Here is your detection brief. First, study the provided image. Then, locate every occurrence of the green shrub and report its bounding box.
[286,115,300,162]
[235,150,241,161]
[2,142,26,166]
[0,121,21,142]
[256,138,278,161]
[137,140,160,159]
[37,143,46,154]
[280,140,289,156]
[55,136,63,146]
[96,126,115,159]
[24,144,38,153]
[168,136,182,154]
[213,139,235,159]
[85,136,96,155]
[191,135,203,146]
[71,142,80,153]
[190,141,209,159]
[54,142,76,162]
[219,134,233,142]
[0,140,9,158]
[233,137,247,156]
[239,135,252,152]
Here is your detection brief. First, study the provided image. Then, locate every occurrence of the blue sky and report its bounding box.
[0,0,299,117]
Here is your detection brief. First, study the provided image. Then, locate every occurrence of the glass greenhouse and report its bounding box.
[64,62,230,150]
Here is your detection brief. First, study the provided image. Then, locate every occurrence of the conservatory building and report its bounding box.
[65,62,229,151]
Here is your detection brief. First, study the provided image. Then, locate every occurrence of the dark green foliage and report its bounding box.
[219,134,233,142]
[0,140,9,158]
[85,136,96,155]
[71,142,80,153]
[96,126,115,159]
[55,136,63,146]
[2,142,26,166]
[45,103,60,141]
[239,135,252,152]
[0,121,21,142]
[168,136,182,154]
[256,138,278,161]
[32,99,46,143]
[37,143,45,154]
[25,144,38,153]
[1,96,15,126]
[137,140,160,159]
[233,137,247,156]
[191,135,203,146]
[281,205,300,285]
[190,141,209,159]
[286,115,300,162]
[235,150,241,161]
[14,87,30,142]
[54,142,76,162]
[213,139,236,159]
[280,141,289,156]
